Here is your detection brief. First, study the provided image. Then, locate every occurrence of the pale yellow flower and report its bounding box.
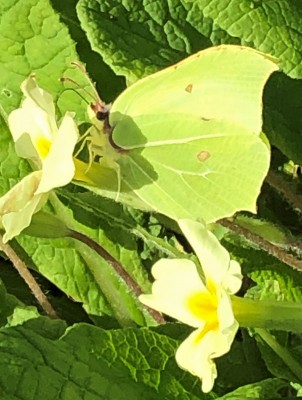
[0,171,47,242]
[139,219,242,393]
[0,77,79,242]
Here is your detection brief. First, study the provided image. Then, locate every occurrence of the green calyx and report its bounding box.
[231,295,302,333]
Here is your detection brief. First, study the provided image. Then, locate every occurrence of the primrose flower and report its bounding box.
[0,76,79,242]
[139,219,243,393]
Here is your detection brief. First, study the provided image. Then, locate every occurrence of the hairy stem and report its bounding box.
[69,229,165,324]
[266,170,302,214]
[0,235,58,318]
[255,329,302,382]
[220,219,302,272]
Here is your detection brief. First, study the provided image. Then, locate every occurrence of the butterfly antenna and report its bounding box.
[60,76,97,104]
[58,86,90,105]
[70,61,104,106]
[62,62,110,122]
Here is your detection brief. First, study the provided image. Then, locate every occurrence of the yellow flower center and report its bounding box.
[36,136,51,159]
[187,279,219,335]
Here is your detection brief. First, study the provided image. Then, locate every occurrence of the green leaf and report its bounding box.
[0,0,88,121]
[77,0,302,80]
[50,0,125,103]
[216,378,287,400]
[216,331,271,392]
[254,329,302,385]
[0,276,40,328]
[264,73,302,165]
[223,230,302,303]
[77,0,206,81]
[0,256,92,326]
[0,319,205,400]
[248,261,302,303]
[51,192,156,325]
[234,214,292,247]
[192,0,302,79]
[17,214,149,327]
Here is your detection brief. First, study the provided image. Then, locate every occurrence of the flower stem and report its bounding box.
[220,218,302,272]
[255,328,302,383]
[134,225,184,258]
[68,229,165,324]
[0,235,58,319]
[266,170,302,216]
[232,295,302,332]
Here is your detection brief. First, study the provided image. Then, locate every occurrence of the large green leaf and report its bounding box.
[17,191,154,327]
[0,276,40,328]
[216,378,287,400]
[0,319,205,400]
[0,0,88,121]
[77,0,302,80]
[77,0,204,81]
[50,0,125,103]
[264,73,302,164]
[190,0,302,79]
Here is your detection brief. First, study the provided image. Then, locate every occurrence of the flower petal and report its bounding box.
[175,328,217,393]
[222,259,243,294]
[8,77,59,164]
[139,258,208,328]
[217,287,239,334]
[175,319,238,393]
[21,76,56,130]
[178,219,242,293]
[8,102,50,162]
[0,171,48,242]
[36,112,79,194]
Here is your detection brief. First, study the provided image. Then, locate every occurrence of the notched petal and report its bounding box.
[140,258,207,328]
[0,171,47,242]
[140,220,243,393]
[36,112,79,194]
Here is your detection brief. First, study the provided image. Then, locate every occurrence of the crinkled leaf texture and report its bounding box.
[0,276,40,329]
[0,318,204,400]
[216,378,287,400]
[0,0,89,121]
[77,0,302,80]
[188,0,302,79]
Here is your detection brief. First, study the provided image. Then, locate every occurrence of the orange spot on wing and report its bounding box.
[197,151,210,161]
[185,84,193,93]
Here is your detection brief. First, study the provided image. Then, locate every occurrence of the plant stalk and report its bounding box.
[0,235,58,319]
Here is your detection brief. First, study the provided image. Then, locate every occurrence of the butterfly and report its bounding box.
[70,45,278,223]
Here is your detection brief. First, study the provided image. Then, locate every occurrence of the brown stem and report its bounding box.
[266,170,302,214]
[0,235,58,318]
[220,219,302,272]
[68,229,165,324]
